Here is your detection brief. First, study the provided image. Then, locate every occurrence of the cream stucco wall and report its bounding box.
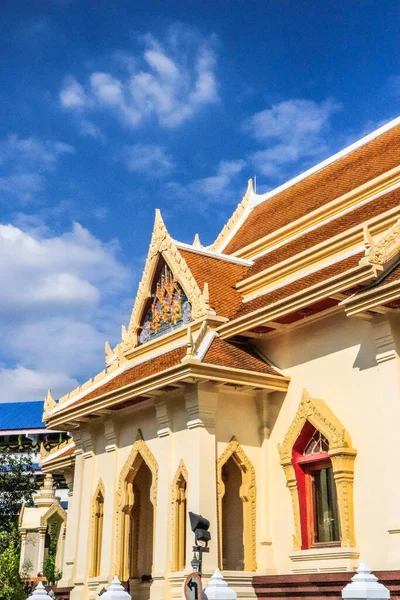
[257,312,399,574]
[63,311,400,599]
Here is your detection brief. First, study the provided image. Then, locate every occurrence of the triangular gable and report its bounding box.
[123,210,210,352]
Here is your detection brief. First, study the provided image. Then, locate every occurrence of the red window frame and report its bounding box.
[292,422,340,550]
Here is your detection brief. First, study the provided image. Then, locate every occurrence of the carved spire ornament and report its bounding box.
[193,233,202,248]
[43,389,56,417]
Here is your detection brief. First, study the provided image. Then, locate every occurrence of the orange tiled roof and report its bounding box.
[233,253,363,319]
[73,346,187,407]
[225,123,400,254]
[179,249,248,318]
[243,188,400,279]
[52,337,284,413]
[204,337,279,376]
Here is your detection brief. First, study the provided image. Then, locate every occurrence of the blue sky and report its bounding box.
[1,0,399,402]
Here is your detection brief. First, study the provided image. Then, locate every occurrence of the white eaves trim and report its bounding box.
[173,239,253,266]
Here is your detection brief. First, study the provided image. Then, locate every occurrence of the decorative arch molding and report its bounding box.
[125,210,209,351]
[217,437,257,572]
[278,389,357,551]
[40,502,67,527]
[90,478,105,577]
[114,431,159,580]
[171,460,188,572]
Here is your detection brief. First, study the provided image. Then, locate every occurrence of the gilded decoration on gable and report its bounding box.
[125,210,209,353]
[139,265,192,345]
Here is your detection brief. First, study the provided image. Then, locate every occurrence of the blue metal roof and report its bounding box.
[0,401,45,431]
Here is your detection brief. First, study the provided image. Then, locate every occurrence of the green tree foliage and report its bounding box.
[0,450,36,526]
[0,525,26,600]
[0,450,37,599]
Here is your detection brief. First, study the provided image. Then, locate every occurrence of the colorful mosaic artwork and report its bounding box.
[138,265,192,345]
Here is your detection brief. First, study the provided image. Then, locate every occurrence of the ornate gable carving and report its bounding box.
[124,210,209,352]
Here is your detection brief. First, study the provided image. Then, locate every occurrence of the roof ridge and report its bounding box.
[249,115,400,211]
[216,115,400,254]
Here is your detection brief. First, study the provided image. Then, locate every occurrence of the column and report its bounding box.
[58,434,84,588]
[37,527,47,575]
[371,315,400,567]
[73,428,95,586]
[19,529,27,574]
[184,383,218,578]
[151,397,173,600]
[102,419,119,581]
[256,391,275,573]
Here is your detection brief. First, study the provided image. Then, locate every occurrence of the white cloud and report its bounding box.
[60,24,219,129]
[0,134,75,170]
[0,223,132,402]
[0,366,78,404]
[79,119,106,141]
[122,143,173,177]
[168,158,246,207]
[0,173,45,201]
[59,76,88,108]
[243,98,340,178]
[188,159,246,197]
[0,134,75,202]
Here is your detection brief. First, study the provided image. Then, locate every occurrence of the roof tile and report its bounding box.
[225,124,400,254]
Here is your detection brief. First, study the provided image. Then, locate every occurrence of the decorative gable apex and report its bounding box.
[123,210,210,352]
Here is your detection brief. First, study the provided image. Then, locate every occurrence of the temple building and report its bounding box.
[43,115,400,600]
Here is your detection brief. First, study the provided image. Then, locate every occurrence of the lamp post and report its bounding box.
[189,512,211,578]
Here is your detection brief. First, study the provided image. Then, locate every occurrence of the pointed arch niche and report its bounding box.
[217,438,257,572]
[278,390,357,551]
[90,478,105,577]
[171,460,188,572]
[115,432,159,582]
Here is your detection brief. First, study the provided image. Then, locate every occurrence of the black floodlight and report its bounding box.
[189,512,211,545]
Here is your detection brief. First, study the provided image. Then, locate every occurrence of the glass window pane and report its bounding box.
[313,467,340,543]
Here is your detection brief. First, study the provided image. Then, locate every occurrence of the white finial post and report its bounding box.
[26,581,50,600]
[203,569,237,600]
[342,562,390,600]
[101,576,131,600]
